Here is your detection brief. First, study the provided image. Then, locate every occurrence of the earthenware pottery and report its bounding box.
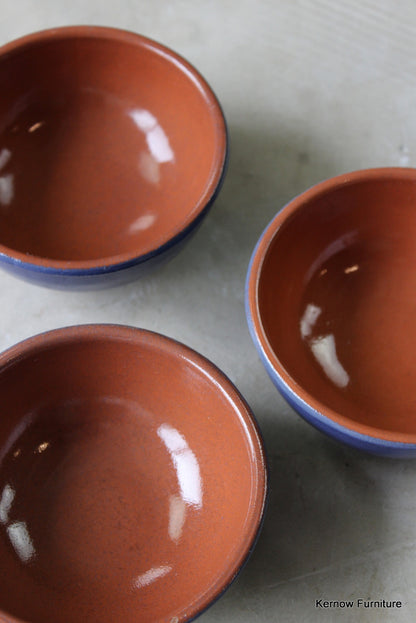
[246,167,416,457]
[0,325,266,622]
[0,27,227,288]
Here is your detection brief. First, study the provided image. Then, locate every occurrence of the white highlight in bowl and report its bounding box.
[300,303,321,338]
[0,148,11,170]
[6,521,36,563]
[158,424,202,508]
[130,109,174,163]
[310,334,350,388]
[168,493,187,543]
[0,174,14,206]
[0,484,15,524]
[134,564,172,588]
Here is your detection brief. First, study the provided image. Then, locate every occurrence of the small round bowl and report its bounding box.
[246,168,416,457]
[0,325,266,623]
[0,27,227,289]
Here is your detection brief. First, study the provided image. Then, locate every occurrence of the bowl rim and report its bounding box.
[246,166,416,447]
[0,323,267,623]
[0,25,228,274]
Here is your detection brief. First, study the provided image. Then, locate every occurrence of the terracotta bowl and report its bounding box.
[0,325,266,623]
[246,168,416,457]
[0,27,227,289]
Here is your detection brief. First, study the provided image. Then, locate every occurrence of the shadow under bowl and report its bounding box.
[0,26,227,289]
[246,167,416,457]
[0,325,266,623]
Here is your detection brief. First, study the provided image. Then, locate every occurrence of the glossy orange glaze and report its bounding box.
[254,169,416,441]
[0,28,226,266]
[0,326,266,623]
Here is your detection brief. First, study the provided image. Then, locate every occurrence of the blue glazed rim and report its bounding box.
[0,324,268,623]
[245,167,416,456]
[0,26,229,279]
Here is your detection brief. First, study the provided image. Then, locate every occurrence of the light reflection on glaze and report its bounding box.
[130,108,174,188]
[299,237,366,390]
[344,264,359,274]
[0,483,36,563]
[6,521,35,563]
[157,424,202,509]
[0,484,15,524]
[304,232,358,284]
[28,121,45,133]
[309,334,350,388]
[0,148,13,207]
[300,303,321,339]
[0,434,50,564]
[36,441,50,453]
[129,109,174,164]
[0,174,14,206]
[0,414,34,465]
[139,152,160,184]
[128,213,157,234]
[134,564,172,589]
[300,252,361,388]
[168,494,187,543]
[301,301,350,389]
[0,148,11,170]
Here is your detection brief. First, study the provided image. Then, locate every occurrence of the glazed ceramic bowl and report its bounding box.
[0,27,227,289]
[246,168,416,457]
[0,325,266,623]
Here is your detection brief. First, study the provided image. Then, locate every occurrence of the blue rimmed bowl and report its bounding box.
[246,168,416,457]
[0,324,266,622]
[0,26,227,289]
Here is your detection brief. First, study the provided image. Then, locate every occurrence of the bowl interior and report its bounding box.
[257,172,416,440]
[0,327,265,623]
[0,29,225,265]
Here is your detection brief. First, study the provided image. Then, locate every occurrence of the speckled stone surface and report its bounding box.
[1,1,416,621]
